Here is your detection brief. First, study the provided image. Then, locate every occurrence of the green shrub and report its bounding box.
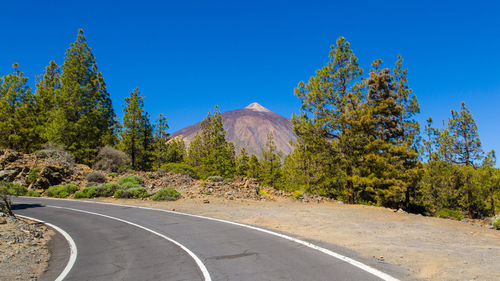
[98,182,120,197]
[152,188,181,201]
[292,190,304,199]
[46,184,78,198]
[73,191,86,199]
[207,176,223,182]
[160,163,199,179]
[258,189,269,199]
[147,173,155,179]
[492,217,500,230]
[113,189,124,198]
[27,167,40,184]
[75,186,99,198]
[0,182,27,196]
[107,172,118,178]
[435,208,464,221]
[25,190,40,197]
[114,187,149,199]
[117,176,143,188]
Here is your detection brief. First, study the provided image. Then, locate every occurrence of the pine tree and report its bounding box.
[247,154,261,179]
[120,88,153,171]
[480,150,498,216]
[34,61,60,143]
[153,114,170,169]
[136,112,154,170]
[0,63,38,152]
[261,133,282,186]
[283,113,336,194]
[393,55,420,146]
[294,36,366,203]
[236,148,250,176]
[448,102,483,167]
[164,137,185,164]
[186,106,235,178]
[364,59,422,208]
[45,29,117,164]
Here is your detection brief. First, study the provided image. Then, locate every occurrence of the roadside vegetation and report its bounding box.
[0,29,498,223]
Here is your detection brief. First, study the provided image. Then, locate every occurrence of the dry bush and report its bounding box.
[85,171,107,184]
[36,143,75,168]
[93,146,130,173]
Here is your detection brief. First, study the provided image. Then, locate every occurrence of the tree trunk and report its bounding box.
[346,165,354,204]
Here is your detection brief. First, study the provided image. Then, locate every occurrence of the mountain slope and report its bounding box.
[171,103,296,158]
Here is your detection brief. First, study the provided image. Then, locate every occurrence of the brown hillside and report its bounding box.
[171,103,296,158]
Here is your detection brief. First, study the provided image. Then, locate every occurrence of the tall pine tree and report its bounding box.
[45,29,117,164]
[294,36,366,203]
[260,133,282,186]
[0,63,38,152]
[120,88,153,171]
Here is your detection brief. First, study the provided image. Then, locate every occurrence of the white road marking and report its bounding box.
[23,197,400,281]
[47,205,212,281]
[17,215,78,281]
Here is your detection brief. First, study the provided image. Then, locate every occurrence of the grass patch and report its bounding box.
[152,188,181,201]
[435,208,464,221]
[160,163,199,179]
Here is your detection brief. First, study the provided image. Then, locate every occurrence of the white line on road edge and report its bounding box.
[21,197,399,281]
[17,214,78,281]
[47,205,212,281]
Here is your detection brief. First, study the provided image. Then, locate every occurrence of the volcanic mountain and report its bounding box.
[171,103,297,158]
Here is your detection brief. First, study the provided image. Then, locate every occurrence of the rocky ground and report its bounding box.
[0,213,52,281]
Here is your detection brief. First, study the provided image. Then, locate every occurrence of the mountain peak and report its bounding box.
[245,102,271,112]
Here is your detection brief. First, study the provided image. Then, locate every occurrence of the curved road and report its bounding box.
[13,197,402,281]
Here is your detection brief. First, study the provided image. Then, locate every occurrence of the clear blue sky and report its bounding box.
[1,0,499,161]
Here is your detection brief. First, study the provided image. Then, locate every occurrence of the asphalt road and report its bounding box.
[13,197,402,281]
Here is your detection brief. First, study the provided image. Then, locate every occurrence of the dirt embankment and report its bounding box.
[92,197,500,281]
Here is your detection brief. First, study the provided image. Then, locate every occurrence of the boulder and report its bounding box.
[0,150,20,167]
[0,167,21,182]
[29,166,69,190]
